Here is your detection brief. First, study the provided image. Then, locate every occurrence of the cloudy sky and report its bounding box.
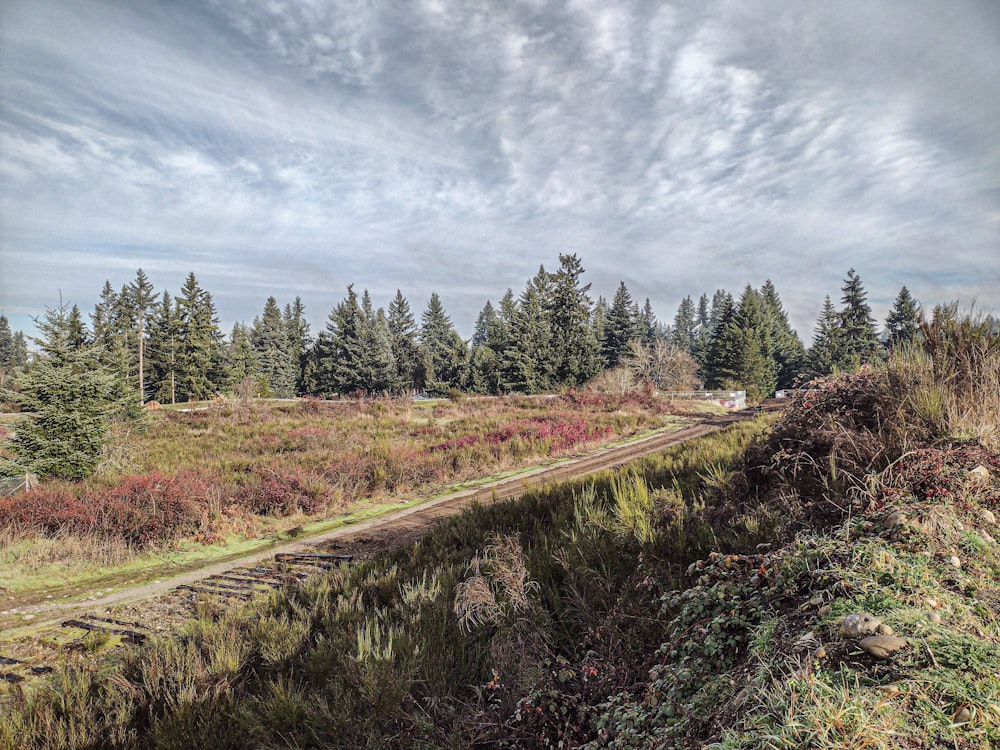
[1,0,998,341]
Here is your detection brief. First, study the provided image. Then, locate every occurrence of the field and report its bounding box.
[0,392,715,608]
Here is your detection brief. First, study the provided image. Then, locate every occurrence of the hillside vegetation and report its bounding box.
[1,313,998,748]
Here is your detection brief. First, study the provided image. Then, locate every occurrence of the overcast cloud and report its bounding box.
[1,0,998,340]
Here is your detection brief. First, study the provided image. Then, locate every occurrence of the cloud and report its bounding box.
[0,0,997,339]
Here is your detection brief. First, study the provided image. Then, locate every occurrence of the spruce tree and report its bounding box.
[283,297,311,394]
[703,293,736,388]
[252,297,296,398]
[0,302,125,479]
[387,290,419,392]
[507,282,554,393]
[837,269,882,369]
[356,291,395,394]
[175,272,225,401]
[126,268,156,403]
[671,296,697,354]
[639,299,657,345]
[885,286,920,348]
[417,293,466,394]
[147,292,181,404]
[806,296,840,376]
[322,285,365,395]
[602,281,639,368]
[760,280,805,389]
[469,301,500,394]
[227,322,261,391]
[547,254,600,385]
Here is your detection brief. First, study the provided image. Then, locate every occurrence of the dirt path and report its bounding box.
[1,411,758,644]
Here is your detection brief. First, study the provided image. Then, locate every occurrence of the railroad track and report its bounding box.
[0,407,778,681]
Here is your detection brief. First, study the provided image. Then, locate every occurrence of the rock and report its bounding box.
[925,597,940,609]
[952,706,972,724]
[807,596,824,608]
[818,604,832,617]
[884,510,909,529]
[876,623,895,635]
[813,646,827,659]
[860,634,908,659]
[970,465,990,483]
[928,611,942,624]
[983,531,996,544]
[948,555,962,569]
[841,613,882,638]
[981,508,996,525]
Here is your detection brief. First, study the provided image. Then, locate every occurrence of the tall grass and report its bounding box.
[0,419,768,749]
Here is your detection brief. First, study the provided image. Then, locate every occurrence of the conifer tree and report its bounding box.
[639,299,657,345]
[387,290,419,392]
[885,286,920,348]
[806,296,840,376]
[469,301,500,394]
[147,291,182,404]
[175,272,224,401]
[0,301,129,479]
[252,297,296,398]
[356,291,395,394]
[591,296,608,368]
[321,285,365,395]
[671,296,697,354]
[126,269,156,403]
[417,293,466,394]
[837,269,882,369]
[283,297,311,395]
[227,322,261,390]
[703,293,736,387]
[507,281,553,393]
[602,281,639,368]
[760,280,805,388]
[547,254,600,385]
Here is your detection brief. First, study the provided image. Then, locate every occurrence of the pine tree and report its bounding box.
[885,286,920,348]
[639,299,657,345]
[760,280,805,389]
[507,281,554,393]
[837,269,883,369]
[703,293,736,387]
[417,293,466,394]
[602,281,639,368]
[806,296,840,376]
[0,301,125,479]
[548,254,600,385]
[126,269,156,403]
[227,322,261,390]
[322,286,365,395]
[175,272,224,402]
[469,301,500,394]
[591,296,608,368]
[671,296,697,354]
[147,291,182,404]
[387,290,419,392]
[252,297,296,398]
[66,304,89,350]
[283,297,311,394]
[0,316,29,392]
[356,291,395,394]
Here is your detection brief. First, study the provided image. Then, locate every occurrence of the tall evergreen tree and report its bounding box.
[639,299,657,345]
[671,296,697,354]
[66,304,89,350]
[227,322,260,389]
[126,269,156,403]
[387,290,419,392]
[417,293,466,393]
[356,291,395,394]
[507,281,554,393]
[0,301,129,479]
[837,269,882,369]
[806,296,840,376]
[283,297,311,395]
[175,272,224,402]
[602,281,639,368]
[885,286,921,348]
[547,254,600,385]
[321,285,365,395]
[469,301,500,394]
[252,297,296,398]
[703,293,736,388]
[760,280,805,389]
[147,291,182,404]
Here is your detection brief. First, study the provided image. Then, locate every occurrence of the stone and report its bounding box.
[884,510,909,529]
[981,508,996,525]
[859,634,908,659]
[952,706,972,724]
[818,604,832,617]
[928,611,942,624]
[840,613,882,638]
[876,623,894,635]
[970,465,990,483]
[948,555,962,569]
[925,597,940,609]
[813,646,827,659]
[807,596,824,608]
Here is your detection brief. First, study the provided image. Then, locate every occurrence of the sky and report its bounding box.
[1,0,998,342]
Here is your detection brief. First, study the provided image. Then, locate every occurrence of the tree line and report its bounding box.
[1,258,932,409]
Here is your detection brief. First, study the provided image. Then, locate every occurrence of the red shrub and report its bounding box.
[85,472,202,547]
[234,466,329,516]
